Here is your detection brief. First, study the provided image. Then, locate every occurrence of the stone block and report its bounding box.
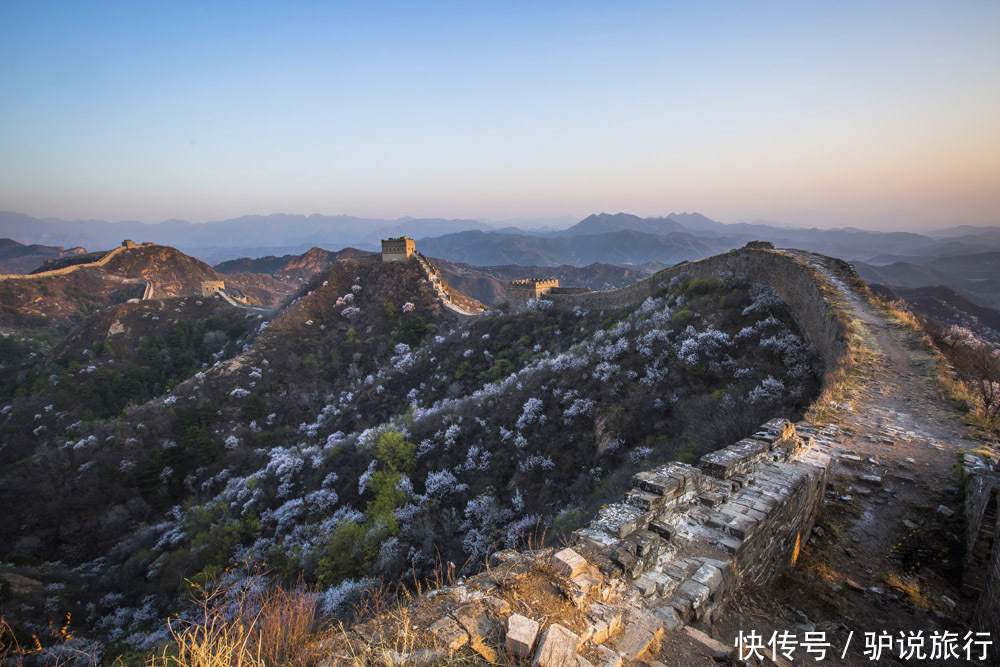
[615,612,664,661]
[691,563,723,594]
[625,488,664,511]
[626,530,659,557]
[430,616,469,651]
[647,519,673,539]
[453,601,499,641]
[611,548,637,573]
[570,571,602,596]
[677,579,711,608]
[650,604,682,632]
[507,614,540,658]
[553,548,588,579]
[633,572,660,597]
[595,503,647,538]
[532,623,581,667]
[594,644,623,667]
[483,595,512,617]
[587,603,623,644]
[379,648,446,667]
[727,515,757,539]
[719,535,743,555]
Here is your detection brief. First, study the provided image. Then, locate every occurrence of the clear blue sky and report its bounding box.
[1,0,998,229]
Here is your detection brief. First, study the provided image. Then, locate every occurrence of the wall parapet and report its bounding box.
[964,454,1000,637]
[571,418,830,625]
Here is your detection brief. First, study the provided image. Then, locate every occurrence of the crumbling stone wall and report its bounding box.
[964,454,1000,637]
[545,247,848,377]
[572,418,831,627]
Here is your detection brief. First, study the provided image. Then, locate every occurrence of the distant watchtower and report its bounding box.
[508,278,559,301]
[201,280,226,296]
[381,237,415,262]
[122,239,138,249]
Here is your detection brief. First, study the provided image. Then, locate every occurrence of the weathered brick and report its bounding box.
[677,579,711,608]
[532,623,580,667]
[506,614,539,658]
[615,612,664,661]
[553,548,588,579]
[586,603,622,644]
[430,616,469,651]
[594,644,623,667]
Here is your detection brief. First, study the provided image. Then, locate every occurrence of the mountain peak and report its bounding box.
[561,213,685,237]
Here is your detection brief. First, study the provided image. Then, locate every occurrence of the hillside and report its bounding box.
[0,238,87,275]
[99,244,293,305]
[871,283,1000,345]
[0,244,295,333]
[855,251,1000,308]
[214,247,376,282]
[0,251,822,657]
[433,258,651,305]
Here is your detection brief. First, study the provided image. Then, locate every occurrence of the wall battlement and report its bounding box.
[509,278,559,301]
[570,418,830,627]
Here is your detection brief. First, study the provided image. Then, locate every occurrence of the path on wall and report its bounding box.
[413,252,481,317]
[683,252,983,665]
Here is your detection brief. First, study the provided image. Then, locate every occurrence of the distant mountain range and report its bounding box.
[3,209,1000,307]
[4,209,998,265]
[854,252,1000,309]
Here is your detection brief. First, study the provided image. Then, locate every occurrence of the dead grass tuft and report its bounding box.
[150,577,332,667]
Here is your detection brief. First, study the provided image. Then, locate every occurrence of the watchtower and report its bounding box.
[381,237,416,262]
[508,278,559,301]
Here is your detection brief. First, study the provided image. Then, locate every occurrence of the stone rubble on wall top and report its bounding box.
[507,613,540,658]
[531,623,581,667]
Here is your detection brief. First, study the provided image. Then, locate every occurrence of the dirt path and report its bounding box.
[695,253,985,666]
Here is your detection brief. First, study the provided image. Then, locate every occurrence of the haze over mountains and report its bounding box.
[4,209,1000,312]
[4,209,999,266]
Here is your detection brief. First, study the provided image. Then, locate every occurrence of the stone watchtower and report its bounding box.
[201,280,226,296]
[381,237,416,262]
[508,278,559,301]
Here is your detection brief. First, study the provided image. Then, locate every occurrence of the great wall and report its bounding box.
[3,235,997,663]
[380,237,484,317]
[0,239,147,282]
[323,244,1000,666]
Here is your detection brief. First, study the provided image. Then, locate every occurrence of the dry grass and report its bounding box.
[0,614,103,666]
[150,578,332,667]
[883,571,932,609]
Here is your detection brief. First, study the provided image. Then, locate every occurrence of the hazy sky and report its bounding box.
[1,1,998,230]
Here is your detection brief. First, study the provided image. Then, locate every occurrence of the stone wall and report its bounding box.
[0,243,129,281]
[964,454,1000,636]
[571,418,831,626]
[545,247,848,377]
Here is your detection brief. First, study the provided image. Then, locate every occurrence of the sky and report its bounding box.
[1,1,998,231]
